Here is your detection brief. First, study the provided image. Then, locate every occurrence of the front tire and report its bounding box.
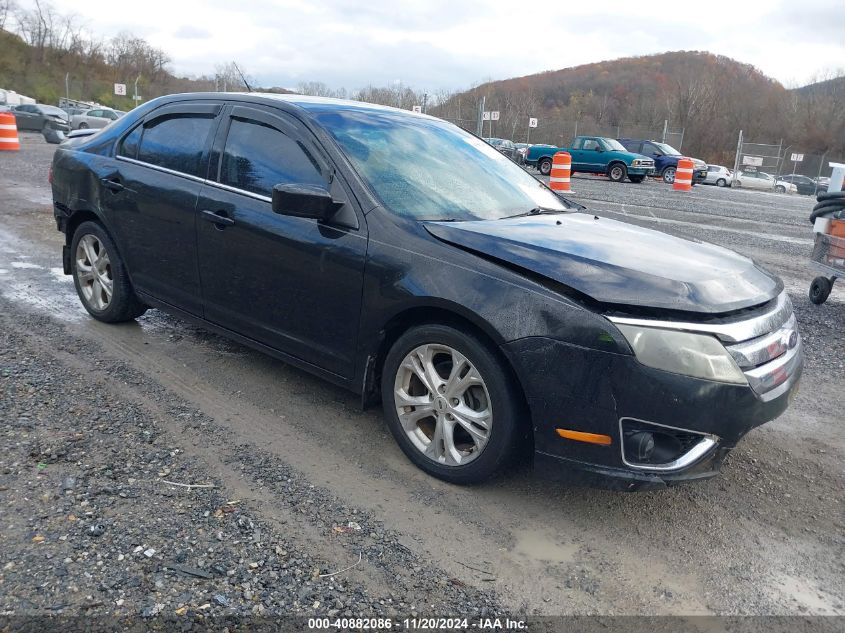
[78,122,89,129]
[662,166,676,184]
[608,163,627,183]
[538,158,552,176]
[775,185,786,193]
[381,324,523,484]
[71,221,147,322]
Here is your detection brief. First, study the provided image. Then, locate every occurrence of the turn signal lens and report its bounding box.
[556,428,612,446]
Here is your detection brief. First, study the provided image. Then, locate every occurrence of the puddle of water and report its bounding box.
[10,262,43,269]
[0,269,8,274]
[2,281,86,322]
[513,529,579,564]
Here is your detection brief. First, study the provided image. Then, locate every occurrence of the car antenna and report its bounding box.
[233,62,252,92]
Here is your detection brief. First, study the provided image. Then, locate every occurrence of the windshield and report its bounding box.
[603,138,627,151]
[314,109,568,221]
[653,142,681,155]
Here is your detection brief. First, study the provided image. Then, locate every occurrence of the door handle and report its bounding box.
[100,177,124,193]
[201,209,235,228]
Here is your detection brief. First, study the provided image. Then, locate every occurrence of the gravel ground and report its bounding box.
[0,134,843,624]
[0,304,502,624]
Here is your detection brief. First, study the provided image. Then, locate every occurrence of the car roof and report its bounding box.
[136,92,436,127]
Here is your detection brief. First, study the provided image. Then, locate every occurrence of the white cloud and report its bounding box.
[18,0,844,90]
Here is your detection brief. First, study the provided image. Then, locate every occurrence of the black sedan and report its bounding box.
[778,173,825,196]
[483,137,521,163]
[50,93,802,489]
[12,103,70,132]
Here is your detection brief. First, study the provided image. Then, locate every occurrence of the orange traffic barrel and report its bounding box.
[0,111,20,151]
[549,151,572,193]
[673,157,694,191]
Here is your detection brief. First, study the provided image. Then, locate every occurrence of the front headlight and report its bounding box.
[615,324,747,384]
[632,159,642,165]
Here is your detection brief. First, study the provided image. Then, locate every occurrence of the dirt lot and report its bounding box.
[0,133,843,621]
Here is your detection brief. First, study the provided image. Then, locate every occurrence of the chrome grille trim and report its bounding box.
[726,313,797,369]
[607,292,791,343]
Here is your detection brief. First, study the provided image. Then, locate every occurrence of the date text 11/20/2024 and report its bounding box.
[307,617,528,630]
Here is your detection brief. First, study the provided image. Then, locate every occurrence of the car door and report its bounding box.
[568,138,585,171]
[195,105,367,378]
[107,101,223,314]
[642,142,665,172]
[580,138,603,171]
[13,105,37,130]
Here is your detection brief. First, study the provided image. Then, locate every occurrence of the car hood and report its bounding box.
[425,213,782,314]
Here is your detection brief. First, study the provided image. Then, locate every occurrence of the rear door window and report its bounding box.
[219,117,324,197]
[137,114,216,178]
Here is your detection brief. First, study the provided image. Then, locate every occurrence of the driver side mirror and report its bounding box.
[272,183,343,221]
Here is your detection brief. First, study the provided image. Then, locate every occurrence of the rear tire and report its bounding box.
[70,221,147,323]
[608,163,627,183]
[716,178,727,187]
[775,185,786,193]
[78,122,89,129]
[381,324,523,484]
[538,158,552,176]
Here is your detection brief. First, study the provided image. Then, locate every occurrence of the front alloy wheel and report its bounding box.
[76,234,113,310]
[394,343,492,466]
[381,324,523,484]
[662,167,676,184]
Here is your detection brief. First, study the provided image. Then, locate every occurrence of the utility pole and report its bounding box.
[732,130,743,186]
[661,120,668,144]
[65,72,69,103]
[134,75,141,105]
[476,96,485,137]
[422,93,428,115]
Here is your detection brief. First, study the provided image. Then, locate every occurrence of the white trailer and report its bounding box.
[0,89,36,106]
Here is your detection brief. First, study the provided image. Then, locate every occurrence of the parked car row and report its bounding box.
[5,103,125,133]
[525,136,656,183]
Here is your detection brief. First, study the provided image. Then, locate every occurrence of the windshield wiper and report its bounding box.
[501,207,566,219]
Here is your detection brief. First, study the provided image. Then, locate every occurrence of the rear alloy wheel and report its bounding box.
[608,163,627,183]
[71,221,147,322]
[775,185,786,193]
[662,166,676,184]
[716,178,727,187]
[538,158,552,176]
[382,325,521,484]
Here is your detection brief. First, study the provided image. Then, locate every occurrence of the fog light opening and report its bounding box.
[620,418,717,471]
[627,431,655,462]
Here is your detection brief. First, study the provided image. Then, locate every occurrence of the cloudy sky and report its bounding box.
[23,0,845,91]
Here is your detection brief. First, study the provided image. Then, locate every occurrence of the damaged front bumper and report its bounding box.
[503,292,803,490]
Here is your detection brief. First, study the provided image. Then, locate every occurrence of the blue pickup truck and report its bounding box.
[525,136,656,183]
[618,138,708,184]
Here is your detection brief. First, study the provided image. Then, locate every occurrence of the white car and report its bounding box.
[70,108,122,130]
[704,164,733,187]
[734,170,797,194]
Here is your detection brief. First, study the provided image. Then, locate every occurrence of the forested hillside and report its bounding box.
[430,52,845,165]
